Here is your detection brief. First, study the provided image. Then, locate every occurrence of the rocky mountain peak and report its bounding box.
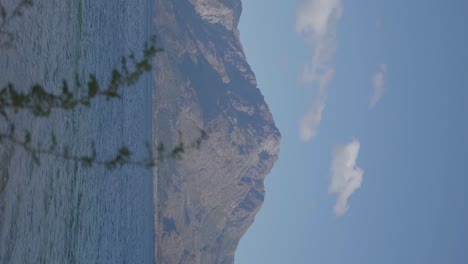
[189,0,242,31]
[154,0,280,263]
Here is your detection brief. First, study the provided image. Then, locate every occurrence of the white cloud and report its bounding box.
[296,0,342,85]
[296,0,342,38]
[329,140,364,216]
[298,68,334,141]
[370,64,387,108]
[296,0,343,141]
[299,101,325,142]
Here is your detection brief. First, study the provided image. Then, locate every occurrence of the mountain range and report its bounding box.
[153,0,280,263]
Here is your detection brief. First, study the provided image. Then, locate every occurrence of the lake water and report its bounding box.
[0,0,155,263]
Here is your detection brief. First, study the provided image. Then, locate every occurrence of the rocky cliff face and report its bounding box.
[153,0,280,263]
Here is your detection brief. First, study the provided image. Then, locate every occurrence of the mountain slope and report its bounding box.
[153,0,280,263]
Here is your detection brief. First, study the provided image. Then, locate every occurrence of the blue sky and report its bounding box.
[236,0,468,263]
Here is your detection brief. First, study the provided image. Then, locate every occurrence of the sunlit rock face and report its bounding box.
[153,0,280,263]
[189,0,242,32]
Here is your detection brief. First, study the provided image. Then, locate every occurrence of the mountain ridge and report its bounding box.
[153,0,280,263]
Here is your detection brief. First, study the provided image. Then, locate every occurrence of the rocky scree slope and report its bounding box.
[153,0,280,263]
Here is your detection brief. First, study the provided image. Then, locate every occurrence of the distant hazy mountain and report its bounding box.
[153,0,280,263]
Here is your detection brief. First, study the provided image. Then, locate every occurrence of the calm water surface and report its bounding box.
[0,0,155,263]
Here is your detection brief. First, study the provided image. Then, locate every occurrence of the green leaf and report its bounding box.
[171,143,185,159]
[119,147,131,157]
[87,75,99,97]
[81,156,93,167]
[110,69,121,85]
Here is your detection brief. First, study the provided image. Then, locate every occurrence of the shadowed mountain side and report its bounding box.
[153,0,280,263]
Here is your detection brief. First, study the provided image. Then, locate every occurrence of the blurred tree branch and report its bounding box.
[0,0,207,169]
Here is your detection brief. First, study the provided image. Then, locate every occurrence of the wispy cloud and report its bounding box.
[299,101,325,142]
[329,140,364,216]
[296,0,343,141]
[296,0,343,39]
[370,64,387,108]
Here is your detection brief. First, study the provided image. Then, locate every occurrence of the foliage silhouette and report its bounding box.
[0,0,207,169]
